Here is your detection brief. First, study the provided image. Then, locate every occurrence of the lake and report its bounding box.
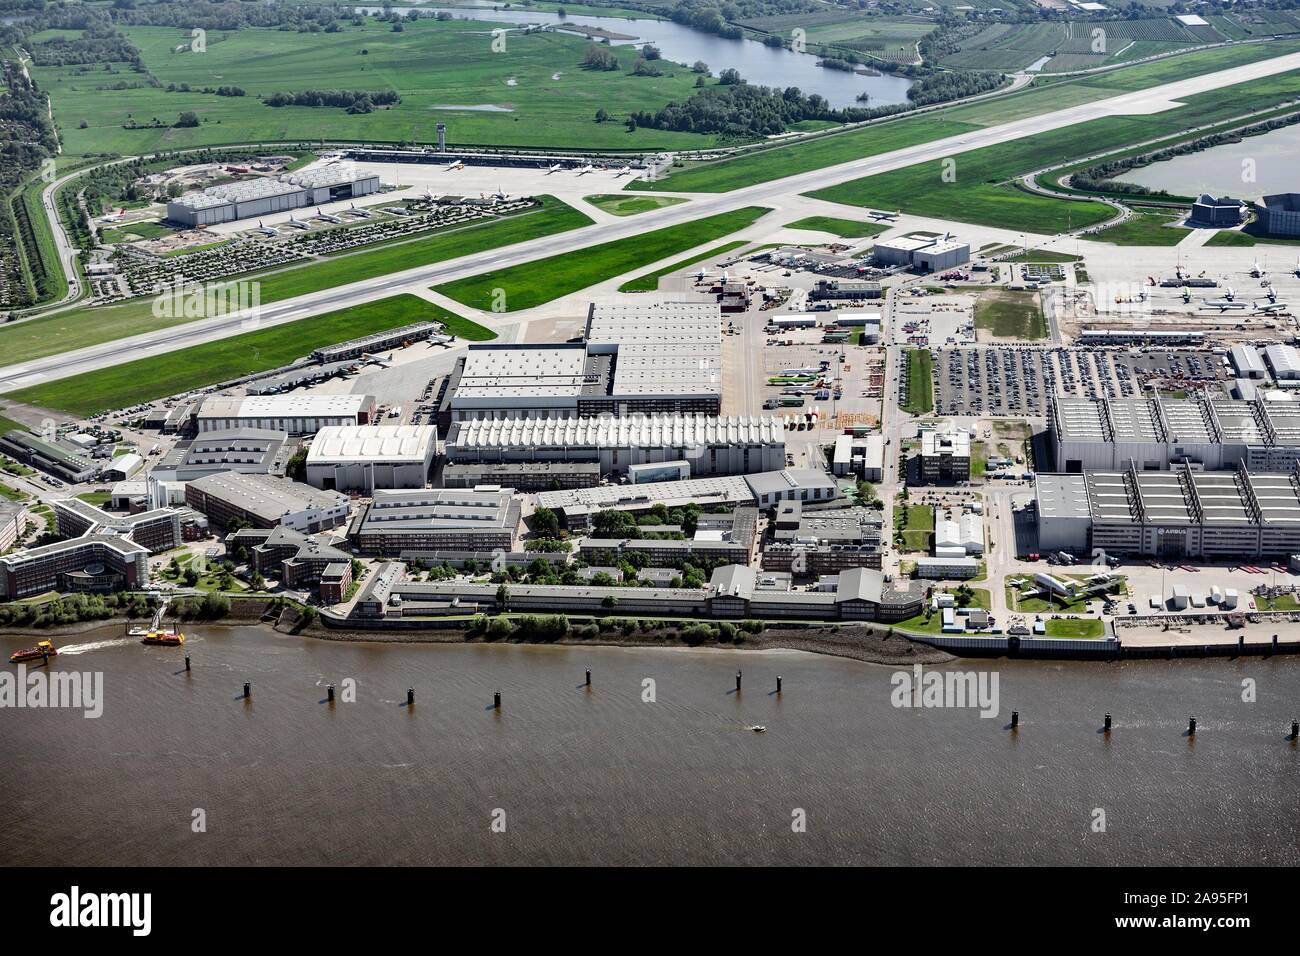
[1114,124,1300,199]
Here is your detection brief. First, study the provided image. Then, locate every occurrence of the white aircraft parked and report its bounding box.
[285,215,310,230]
[614,165,632,176]
[869,209,900,221]
[359,352,393,368]
[99,207,125,224]
[576,164,596,175]
[345,203,372,218]
[547,164,563,174]
[315,207,343,224]
[1250,260,1265,278]
[254,220,278,237]
[445,159,465,171]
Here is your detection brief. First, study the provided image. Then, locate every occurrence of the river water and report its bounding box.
[1115,124,1300,198]
[355,4,914,109]
[2,625,1297,866]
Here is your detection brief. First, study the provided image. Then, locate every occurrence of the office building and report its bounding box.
[1188,194,1246,227]
[348,486,520,555]
[916,424,971,484]
[186,472,350,532]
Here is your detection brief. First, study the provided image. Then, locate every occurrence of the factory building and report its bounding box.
[440,303,723,427]
[305,425,437,491]
[195,394,375,435]
[915,423,971,484]
[1049,396,1300,473]
[150,428,294,483]
[1036,464,1300,559]
[0,430,99,483]
[1257,194,1300,238]
[348,486,521,555]
[1188,194,1246,227]
[1076,329,1206,347]
[441,461,600,491]
[185,472,350,533]
[934,510,984,557]
[873,234,970,272]
[809,279,882,301]
[1231,345,1267,379]
[310,322,444,363]
[444,413,785,478]
[1265,344,1300,381]
[167,164,380,227]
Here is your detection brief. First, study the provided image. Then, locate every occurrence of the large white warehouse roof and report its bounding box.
[307,425,436,464]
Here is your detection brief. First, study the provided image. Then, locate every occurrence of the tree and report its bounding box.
[496,583,510,610]
[581,45,618,71]
[174,111,200,128]
[718,68,742,86]
[601,594,619,609]
[594,107,610,124]
[532,507,561,538]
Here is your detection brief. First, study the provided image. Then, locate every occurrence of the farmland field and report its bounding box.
[4,295,472,417]
[435,207,770,311]
[32,18,721,157]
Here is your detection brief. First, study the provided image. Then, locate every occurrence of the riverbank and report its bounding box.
[2,614,953,666]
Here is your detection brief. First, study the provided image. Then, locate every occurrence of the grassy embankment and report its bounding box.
[618,240,749,293]
[0,198,590,366]
[6,295,479,417]
[436,207,770,311]
[783,216,889,238]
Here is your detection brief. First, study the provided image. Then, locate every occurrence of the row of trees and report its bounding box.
[263,89,401,111]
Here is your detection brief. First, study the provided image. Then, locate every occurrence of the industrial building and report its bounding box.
[535,468,839,530]
[934,510,984,557]
[348,486,521,555]
[831,433,884,480]
[873,234,970,272]
[167,164,380,227]
[444,413,785,478]
[305,425,437,491]
[185,472,350,532]
[355,562,923,624]
[913,556,980,580]
[150,428,294,482]
[1231,345,1268,380]
[1076,329,1206,347]
[1049,396,1300,473]
[915,424,971,484]
[0,430,99,483]
[1265,344,1300,381]
[1257,194,1300,238]
[441,461,600,491]
[310,322,444,363]
[441,302,723,427]
[809,279,882,301]
[196,394,375,435]
[1035,463,1300,559]
[1188,194,1246,227]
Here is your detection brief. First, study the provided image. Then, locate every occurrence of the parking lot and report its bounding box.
[932,346,1233,416]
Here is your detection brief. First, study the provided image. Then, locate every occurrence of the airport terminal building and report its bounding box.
[1036,464,1300,559]
[1048,396,1300,473]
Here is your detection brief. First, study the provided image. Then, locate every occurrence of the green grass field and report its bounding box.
[34,19,719,156]
[893,502,935,552]
[618,240,749,293]
[1094,209,1190,246]
[631,41,1300,195]
[436,207,769,311]
[584,194,688,216]
[975,290,1047,339]
[0,197,590,364]
[783,216,889,238]
[903,348,933,414]
[5,295,475,417]
[1044,617,1106,638]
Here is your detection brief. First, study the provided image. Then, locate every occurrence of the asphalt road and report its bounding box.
[4,49,1300,392]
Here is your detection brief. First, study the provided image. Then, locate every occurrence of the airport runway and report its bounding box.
[4,50,1300,392]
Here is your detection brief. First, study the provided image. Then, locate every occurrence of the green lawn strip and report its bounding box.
[1093,210,1190,246]
[617,240,749,293]
[5,295,478,417]
[902,348,933,414]
[437,207,770,311]
[893,502,934,552]
[783,216,888,238]
[584,194,688,216]
[1206,224,1300,248]
[1044,617,1106,639]
[76,491,112,507]
[0,198,588,364]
